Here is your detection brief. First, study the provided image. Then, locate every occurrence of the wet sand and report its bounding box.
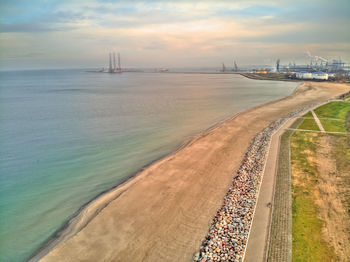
[37,82,349,262]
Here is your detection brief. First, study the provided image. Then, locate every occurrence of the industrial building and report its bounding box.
[296,71,328,80]
[312,72,328,80]
[296,72,312,79]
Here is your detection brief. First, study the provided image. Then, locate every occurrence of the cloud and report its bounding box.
[0,22,75,33]
[0,10,92,32]
[0,0,349,70]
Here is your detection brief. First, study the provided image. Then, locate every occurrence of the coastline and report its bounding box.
[239,73,300,82]
[29,82,301,262]
[34,82,349,262]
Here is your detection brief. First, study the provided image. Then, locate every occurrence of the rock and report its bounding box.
[193,252,200,261]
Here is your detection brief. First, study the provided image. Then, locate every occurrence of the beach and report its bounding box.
[0,71,298,262]
[37,82,349,262]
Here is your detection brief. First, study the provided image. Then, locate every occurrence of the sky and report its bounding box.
[0,0,349,70]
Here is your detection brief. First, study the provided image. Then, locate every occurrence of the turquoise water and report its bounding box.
[0,70,298,261]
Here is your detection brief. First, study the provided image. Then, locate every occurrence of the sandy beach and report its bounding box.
[36,82,349,262]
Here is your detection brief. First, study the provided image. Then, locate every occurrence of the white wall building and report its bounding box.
[296,71,328,80]
[296,71,312,79]
[312,72,328,80]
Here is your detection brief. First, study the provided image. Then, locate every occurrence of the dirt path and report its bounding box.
[312,110,325,132]
[287,128,349,135]
[37,82,349,262]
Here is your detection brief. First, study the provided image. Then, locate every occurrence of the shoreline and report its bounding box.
[35,82,349,262]
[240,73,299,82]
[29,83,302,262]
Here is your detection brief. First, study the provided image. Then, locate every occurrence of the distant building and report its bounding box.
[312,72,328,80]
[296,71,312,79]
[254,68,271,74]
[296,71,328,80]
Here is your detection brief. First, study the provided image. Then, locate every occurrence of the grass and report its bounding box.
[302,111,313,118]
[312,101,350,133]
[320,119,347,132]
[258,73,289,80]
[291,132,335,261]
[247,73,291,81]
[332,134,350,216]
[290,118,303,129]
[314,101,350,119]
[297,118,320,131]
[278,101,350,261]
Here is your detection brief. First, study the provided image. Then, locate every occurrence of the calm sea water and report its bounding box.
[0,70,298,261]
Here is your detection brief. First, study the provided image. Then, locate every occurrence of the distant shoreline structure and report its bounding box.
[100,52,122,73]
[88,56,349,82]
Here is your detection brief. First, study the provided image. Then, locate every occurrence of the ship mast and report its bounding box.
[118,53,121,70]
[109,53,113,73]
[113,52,116,72]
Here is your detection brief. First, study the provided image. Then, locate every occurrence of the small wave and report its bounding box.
[50,88,86,93]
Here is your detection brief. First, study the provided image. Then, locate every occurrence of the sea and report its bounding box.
[0,69,298,262]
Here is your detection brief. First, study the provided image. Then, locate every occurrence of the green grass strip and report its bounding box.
[298,118,320,131]
[346,111,350,132]
[314,101,350,119]
[320,119,347,132]
[291,132,335,261]
[302,111,313,118]
[289,118,303,129]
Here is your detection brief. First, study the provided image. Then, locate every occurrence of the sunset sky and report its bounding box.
[1,0,349,70]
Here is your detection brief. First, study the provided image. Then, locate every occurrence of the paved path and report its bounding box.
[287,128,349,135]
[244,117,297,262]
[311,110,325,132]
[302,117,344,121]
